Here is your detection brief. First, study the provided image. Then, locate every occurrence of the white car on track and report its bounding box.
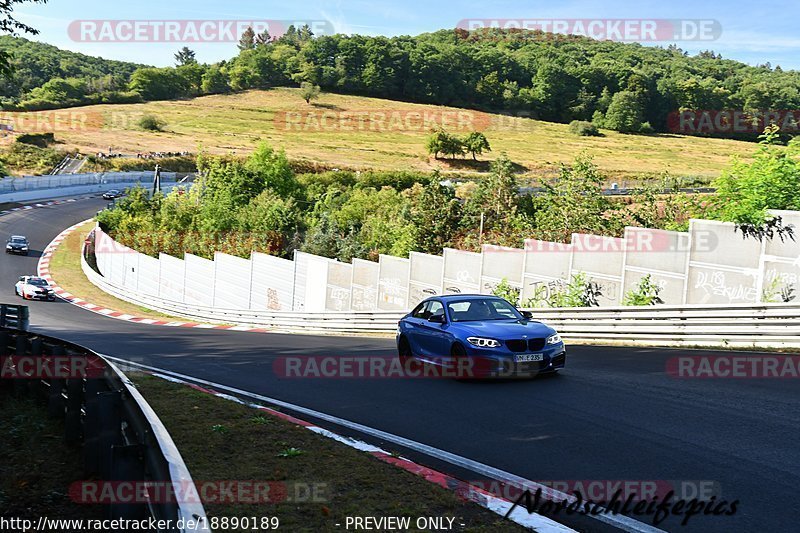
[15,276,55,301]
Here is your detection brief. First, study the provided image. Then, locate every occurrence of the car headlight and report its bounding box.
[467,337,501,348]
[547,333,563,345]
[21,246,28,250]
[5,245,11,249]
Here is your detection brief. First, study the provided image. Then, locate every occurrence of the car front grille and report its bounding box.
[505,339,527,352]
[505,338,547,352]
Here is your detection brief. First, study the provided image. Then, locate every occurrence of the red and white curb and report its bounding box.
[106,359,575,533]
[37,221,276,334]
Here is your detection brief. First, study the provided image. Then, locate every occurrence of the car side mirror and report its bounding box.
[520,310,533,320]
[428,314,445,324]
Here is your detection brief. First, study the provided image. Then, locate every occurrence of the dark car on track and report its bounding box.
[396,294,566,378]
[102,189,123,200]
[5,235,30,255]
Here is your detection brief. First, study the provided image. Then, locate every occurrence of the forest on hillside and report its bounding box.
[2,28,800,138]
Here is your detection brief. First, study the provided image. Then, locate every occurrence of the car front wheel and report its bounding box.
[398,336,413,364]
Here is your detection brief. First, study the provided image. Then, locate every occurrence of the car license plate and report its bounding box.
[515,353,544,363]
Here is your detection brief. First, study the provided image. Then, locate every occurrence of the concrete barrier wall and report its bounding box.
[91,208,800,313]
[0,171,183,203]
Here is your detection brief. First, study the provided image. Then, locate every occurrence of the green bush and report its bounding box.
[491,278,521,305]
[138,114,166,132]
[622,274,664,306]
[523,273,603,308]
[0,142,63,175]
[15,132,55,147]
[568,120,600,136]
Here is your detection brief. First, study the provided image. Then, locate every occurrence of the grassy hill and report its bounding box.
[4,88,759,182]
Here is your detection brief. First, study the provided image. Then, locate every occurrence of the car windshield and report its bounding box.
[10,237,26,243]
[447,298,522,322]
[28,278,48,286]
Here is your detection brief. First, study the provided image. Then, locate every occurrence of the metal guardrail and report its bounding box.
[527,304,800,348]
[0,304,208,532]
[0,303,29,330]
[80,244,800,347]
[82,250,401,332]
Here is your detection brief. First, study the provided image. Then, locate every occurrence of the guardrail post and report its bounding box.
[18,306,29,331]
[0,331,9,393]
[109,444,147,521]
[83,377,106,475]
[65,377,82,444]
[47,345,66,418]
[12,333,27,397]
[93,391,122,480]
[30,337,45,399]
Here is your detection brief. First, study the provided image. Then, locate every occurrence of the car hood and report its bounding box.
[8,243,26,247]
[449,319,556,339]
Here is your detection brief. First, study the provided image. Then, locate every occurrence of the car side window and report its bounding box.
[428,301,444,319]
[411,302,429,319]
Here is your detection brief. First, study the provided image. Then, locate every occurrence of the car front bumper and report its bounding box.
[460,344,567,378]
[25,292,55,300]
[6,248,28,254]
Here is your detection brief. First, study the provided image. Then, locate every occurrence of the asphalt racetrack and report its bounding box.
[2,196,797,533]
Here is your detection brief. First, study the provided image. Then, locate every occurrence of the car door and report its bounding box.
[403,301,431,355]
[415,300,450,359]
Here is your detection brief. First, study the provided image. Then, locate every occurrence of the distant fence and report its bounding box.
[89,209,800,315]
[0,171,191,203]
[0,171,181,193]
[0,304,208,532]
[81,240,800,347]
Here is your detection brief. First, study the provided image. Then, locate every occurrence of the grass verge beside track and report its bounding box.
[132,373,524,532]
[47,220,184,322]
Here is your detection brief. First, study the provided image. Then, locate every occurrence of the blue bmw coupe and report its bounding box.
[396,294,566,378]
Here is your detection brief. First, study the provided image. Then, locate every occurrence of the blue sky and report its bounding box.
[15,0,800,69]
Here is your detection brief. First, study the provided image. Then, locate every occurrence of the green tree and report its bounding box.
[604,91,643,133]
[405,177,462,253]
[238,26,256,51]
[533,154,620,242]
[201,65,230,94]
[174,46,197,66]
[129,67,190,100]
[0,0,47,76]
[462,131,491,160]
[464,154,518,230]
[255,30,272,47]
[713,125,800,232]
[300,81,320,103]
